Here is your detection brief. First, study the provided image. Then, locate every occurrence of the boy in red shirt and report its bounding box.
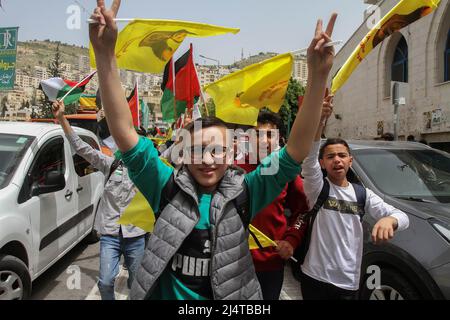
[237,111,308,300]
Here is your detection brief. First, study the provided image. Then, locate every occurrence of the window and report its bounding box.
[73,136,100,177]
[19,137,65,203]
[445,29,450,82]
[0,134,34,190]
[392,37,408,83]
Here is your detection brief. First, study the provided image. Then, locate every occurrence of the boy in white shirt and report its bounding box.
[299,96,410,300]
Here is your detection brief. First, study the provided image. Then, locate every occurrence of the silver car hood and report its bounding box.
[386,196,450,224]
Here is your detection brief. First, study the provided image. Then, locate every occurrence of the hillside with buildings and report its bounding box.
[2,41,307,123]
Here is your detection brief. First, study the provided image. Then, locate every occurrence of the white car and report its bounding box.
[0,122,104,300]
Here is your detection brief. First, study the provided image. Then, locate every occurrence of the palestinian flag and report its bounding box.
[160,44,200,122]
[127,83,140,128]
[40,71,96,105]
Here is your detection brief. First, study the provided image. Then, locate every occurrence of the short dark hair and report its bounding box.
[257,110,286,138]
[407,135,415,141]
[184,116,229,133]
[319,138,351,159]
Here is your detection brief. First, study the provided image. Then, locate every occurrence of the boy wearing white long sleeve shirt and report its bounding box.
[299,97,409,300]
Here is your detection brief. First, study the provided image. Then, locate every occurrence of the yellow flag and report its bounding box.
[331,0,441,94]
[90,19,239,74]
[117,159,173,232]
[248,224,277,250]
[79,95,97,111]
[204,53,293,126]
[118,190,155,233]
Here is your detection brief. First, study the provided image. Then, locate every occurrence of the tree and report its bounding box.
[35,44,78,118]
[279,78,305,137]
[202,98,216,117]
[48,42,63,78]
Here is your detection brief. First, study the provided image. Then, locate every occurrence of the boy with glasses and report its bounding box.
[89,0,337,300]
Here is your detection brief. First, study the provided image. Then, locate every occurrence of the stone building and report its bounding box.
[327,0,450,151]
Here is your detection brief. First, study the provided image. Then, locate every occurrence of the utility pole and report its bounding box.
[199,54,220,69]
[392,82,400,140]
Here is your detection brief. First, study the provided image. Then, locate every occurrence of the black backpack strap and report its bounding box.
[351,183,367,222]
[294,179,330,264]
[233,181,266,251]
[233,181,250,229]
[158,173,179,214]
[305,179,330,221]
[105,158,122,185]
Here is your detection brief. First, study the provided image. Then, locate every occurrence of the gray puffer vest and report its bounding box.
[129,166,262,300]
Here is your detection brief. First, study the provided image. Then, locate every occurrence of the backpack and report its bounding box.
[158,174,265,250]
[293,179,366,266]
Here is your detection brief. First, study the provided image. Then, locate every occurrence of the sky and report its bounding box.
[0,0,369,65]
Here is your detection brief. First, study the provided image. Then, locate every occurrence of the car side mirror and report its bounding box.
[31,171,65,197]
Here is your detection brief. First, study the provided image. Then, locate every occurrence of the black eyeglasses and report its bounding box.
[187,145,229,161]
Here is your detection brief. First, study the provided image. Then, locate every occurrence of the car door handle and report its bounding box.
[65,190,73,200]
[76,186,83,193]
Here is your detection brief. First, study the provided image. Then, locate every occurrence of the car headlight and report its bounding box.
[429,218,450,243]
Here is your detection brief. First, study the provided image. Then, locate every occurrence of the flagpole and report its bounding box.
[171,58,177,124]
[87,18,134,24]
[291,40,343,55]
[192,53,209,117]
[136,76,140,128]
[57,70,97,103]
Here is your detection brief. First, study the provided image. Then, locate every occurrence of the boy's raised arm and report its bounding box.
[286,13,337,163]
[89,0,138,153]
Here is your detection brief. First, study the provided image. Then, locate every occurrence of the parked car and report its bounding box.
[29,114,113,156]
[291,140,450,300]
[0,122,104,300]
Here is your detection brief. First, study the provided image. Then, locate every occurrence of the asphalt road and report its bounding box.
[30,240,302,300]
[30,241,100,300]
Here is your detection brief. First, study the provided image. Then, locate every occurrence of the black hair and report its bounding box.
[257,110,286,139]
[319,138,351,159]
[407,135,415,141]
[184,116,229,133]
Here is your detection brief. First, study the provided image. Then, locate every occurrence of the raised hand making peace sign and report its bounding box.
[307,13,338,78]
[89,0,121,55]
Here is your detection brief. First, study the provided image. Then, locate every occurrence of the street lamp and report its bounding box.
[199,54,220,69]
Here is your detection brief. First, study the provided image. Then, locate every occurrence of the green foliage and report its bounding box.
[202,99,216,117]
[279,78,305,137]
[48,43,62,78]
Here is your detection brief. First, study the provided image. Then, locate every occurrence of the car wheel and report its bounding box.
[0,255,31,300]
[360,267,421,300]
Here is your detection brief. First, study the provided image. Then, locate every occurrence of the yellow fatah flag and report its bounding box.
[331,0,441,94]
[204,53,293,126]
[118,190,155,233]
[78,94,97,111]
[248,224,277,250]
[117,159,173,232]
[90,19,239,74]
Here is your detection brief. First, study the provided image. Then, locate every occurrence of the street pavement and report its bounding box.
[31,240,303,300]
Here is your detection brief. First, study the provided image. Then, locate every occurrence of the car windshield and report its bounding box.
[353,148,450,203]
[0,133,34,190]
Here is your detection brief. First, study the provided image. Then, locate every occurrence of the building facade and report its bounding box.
[327,0,450,152]
[293,55,308,86]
